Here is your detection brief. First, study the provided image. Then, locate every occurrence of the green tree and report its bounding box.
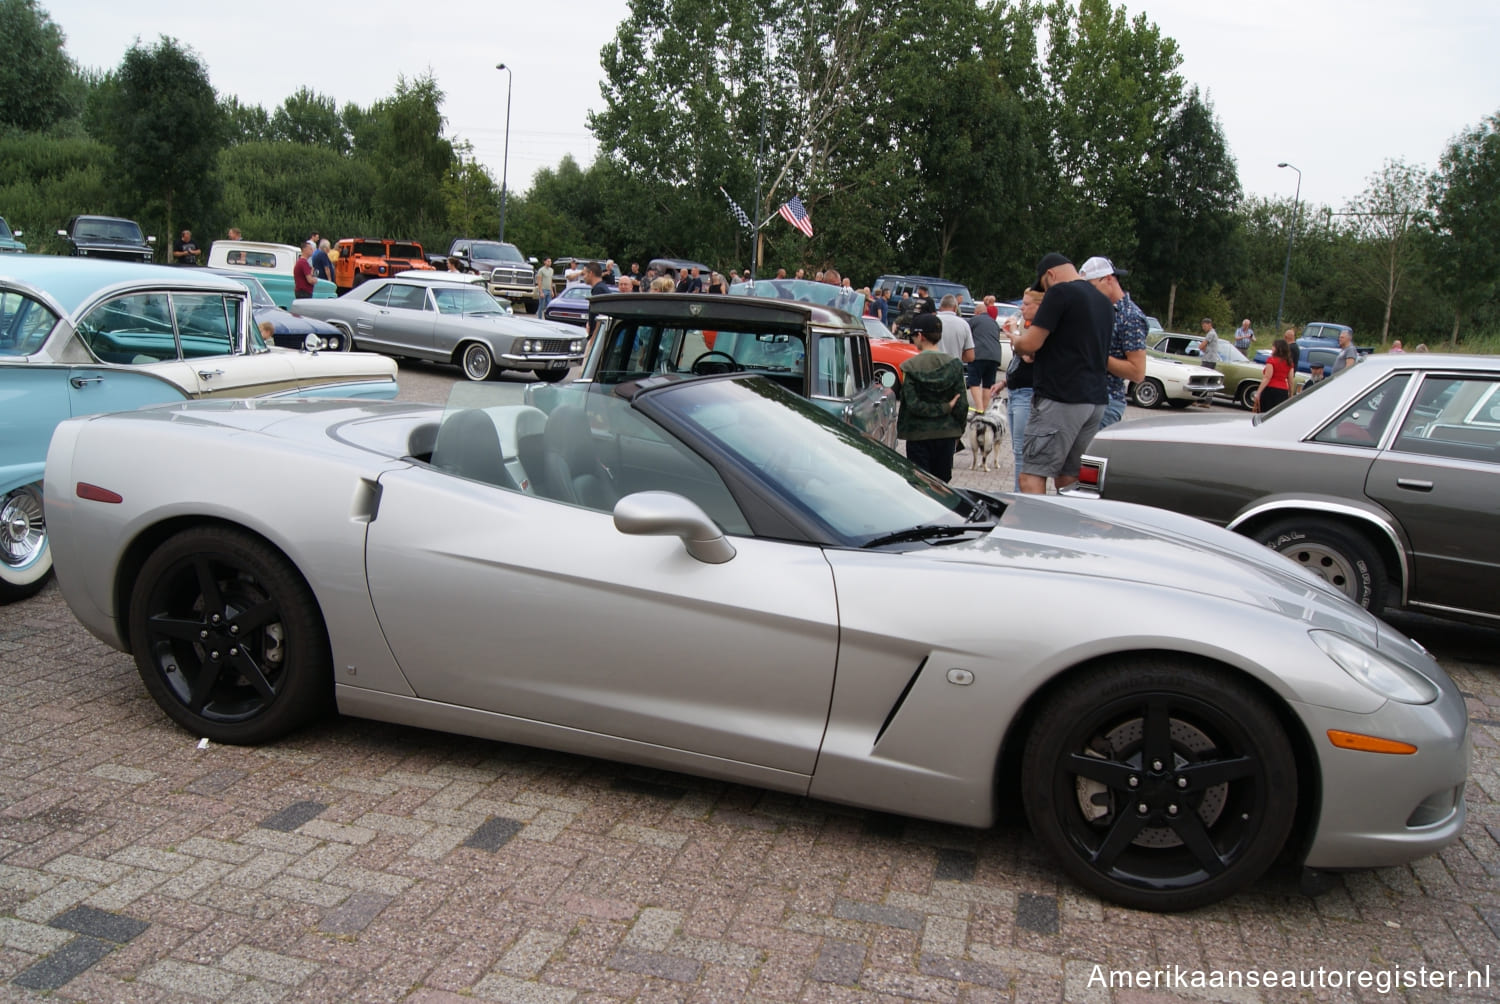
[93,36,223,253]
[1429,111,1500,343]
[359,74,453,234]
[220,95,272,145]
[0,0,76,132]
[1133,87,1241,328]
[271,87,349,153]
[1041,0,1185,255]
[1342,159,1429,344]
[442,141,499,241]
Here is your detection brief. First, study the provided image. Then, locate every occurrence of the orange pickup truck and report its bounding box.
[334,238,434,291]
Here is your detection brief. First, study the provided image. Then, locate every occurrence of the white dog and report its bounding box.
[968,400,1007,471]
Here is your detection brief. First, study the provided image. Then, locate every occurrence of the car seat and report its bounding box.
[430,409,517,490]
[536,404,618,509]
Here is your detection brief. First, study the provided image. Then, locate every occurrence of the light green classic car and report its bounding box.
[1149,332,1305,409]
[0,217,26,254]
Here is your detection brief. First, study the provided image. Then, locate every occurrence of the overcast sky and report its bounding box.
[43,0,1499,216]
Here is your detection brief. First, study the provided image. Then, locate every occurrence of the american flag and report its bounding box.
[778,196,814,238]
[720,188,753,231]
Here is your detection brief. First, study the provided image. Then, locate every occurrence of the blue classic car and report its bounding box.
[0,257,399,602]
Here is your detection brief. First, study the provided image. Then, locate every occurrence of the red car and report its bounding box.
[862,316,920,386]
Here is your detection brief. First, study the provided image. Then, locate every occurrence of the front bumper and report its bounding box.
[498,353,583,374]
[1296,693,1469,870]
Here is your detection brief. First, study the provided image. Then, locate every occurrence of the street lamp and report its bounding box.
[496,63,512,244]
[1275,161,1302,333]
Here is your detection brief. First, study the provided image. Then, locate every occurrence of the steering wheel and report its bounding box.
[691,350,740,376]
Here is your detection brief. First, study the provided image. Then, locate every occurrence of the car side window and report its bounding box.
[0,290,59,356]
[173,293,236,359]
[816,335,859,398]
[1312,374,1411,448]
[76,292,179,363]
[1391,376,1500,464]
[385,284,428,311]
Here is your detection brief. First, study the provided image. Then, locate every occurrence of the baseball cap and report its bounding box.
[1035,252,1071,282]
[1078,256,1127,281]
[910,313,942,340]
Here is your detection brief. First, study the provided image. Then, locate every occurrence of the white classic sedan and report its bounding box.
[1129,353,1225,408]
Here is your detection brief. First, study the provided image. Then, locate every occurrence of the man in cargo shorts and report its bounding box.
[1009,253,1113,494]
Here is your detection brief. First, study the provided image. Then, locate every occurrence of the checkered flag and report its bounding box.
[720,188,754,231]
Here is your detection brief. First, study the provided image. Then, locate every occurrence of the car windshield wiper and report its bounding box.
[861,522,995,548]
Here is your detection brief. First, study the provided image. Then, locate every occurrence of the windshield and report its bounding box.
[390,243,424,259]
[0,219,12,240]
[75,218,144,243]
[648,377,971,544]
[478,242,527,264]
[594,321,807,387]
[729,277,864,316]
[218,274,275,308]
[432,285,505,315]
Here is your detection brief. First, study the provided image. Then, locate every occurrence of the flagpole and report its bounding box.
[752,25,767,283]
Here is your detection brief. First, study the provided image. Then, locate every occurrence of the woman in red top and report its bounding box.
[1254,338,1293,413]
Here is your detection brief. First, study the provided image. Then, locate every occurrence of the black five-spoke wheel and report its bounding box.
[1023,659,1296,911]
[129,527,332,744]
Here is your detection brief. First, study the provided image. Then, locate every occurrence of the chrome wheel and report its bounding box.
[1132,379,1164,409]
[461,342,494,381]
[0,482,51,602]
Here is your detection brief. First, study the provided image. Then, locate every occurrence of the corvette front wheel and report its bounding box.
[1022,658,1296,912]
[128,526,332,744]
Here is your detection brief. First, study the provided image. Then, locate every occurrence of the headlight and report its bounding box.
[1311,631,1439,704]
[571,341,583,353]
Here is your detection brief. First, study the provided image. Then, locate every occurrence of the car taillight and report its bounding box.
[1077,460,1102,490]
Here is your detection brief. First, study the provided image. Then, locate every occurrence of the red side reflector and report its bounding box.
[1077,462,1101,488]
[76,483,123,504]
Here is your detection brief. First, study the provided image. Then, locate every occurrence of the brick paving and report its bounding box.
[3,378,1499,1001]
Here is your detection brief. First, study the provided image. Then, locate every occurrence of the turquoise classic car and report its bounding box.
[0,217,25,254]
[205,240,337,307]
[0,256,398,602]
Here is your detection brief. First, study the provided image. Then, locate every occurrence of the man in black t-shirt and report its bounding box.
[1010,253,1113,494]
[172,230,199,266]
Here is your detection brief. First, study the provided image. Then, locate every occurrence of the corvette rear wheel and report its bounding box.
[0,482,51,603]
[128,526,332,744]
[460,342,495,381]
[1022,659,1295,912]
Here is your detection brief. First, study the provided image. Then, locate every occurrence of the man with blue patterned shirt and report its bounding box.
[1079,256,1147,429]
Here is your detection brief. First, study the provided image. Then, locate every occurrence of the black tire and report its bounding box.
[128,526,332,744]
[1132,379,1164,409]
[1021,658,1296,912]
[535,367,570,383]
[1254,517,1386,610]
[0,482,51,603]
[1166,399,1192,410]
[1235,381,1259,410]
[460,342,494,381]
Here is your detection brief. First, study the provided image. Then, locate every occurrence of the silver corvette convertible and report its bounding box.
[44,374,1468,912]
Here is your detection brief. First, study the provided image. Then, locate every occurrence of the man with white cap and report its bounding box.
[1078,256,1147,429]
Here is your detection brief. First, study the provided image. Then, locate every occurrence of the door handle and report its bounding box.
[198,368,225,380]
[1396,478,1434,492]
[69,375,103,388]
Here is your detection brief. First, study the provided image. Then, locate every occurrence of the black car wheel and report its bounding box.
[461,342,495,381]
[128,526,332,744]
[0,482,51,603]
[1235,381,1259,410]
[1131,379,1164,409]
[536,367,570,383]
[1022,658,1296,912]
[1255,517,1386,610]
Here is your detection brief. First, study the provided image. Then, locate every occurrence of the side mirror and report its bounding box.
[613,491,735,564]
[57,229,67,237]
[303,333,324,353]
[12,230,20,238]
[147,236,157,244]
[528,256,539,265]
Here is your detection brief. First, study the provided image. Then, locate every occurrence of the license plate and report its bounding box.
[549,359,567,370]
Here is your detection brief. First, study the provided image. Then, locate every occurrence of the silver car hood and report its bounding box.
[934,492,1379,636]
